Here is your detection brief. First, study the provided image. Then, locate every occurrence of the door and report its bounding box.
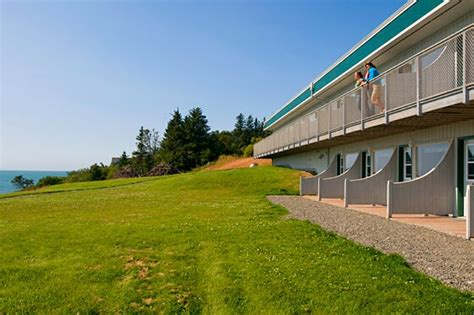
[464,140,474,213]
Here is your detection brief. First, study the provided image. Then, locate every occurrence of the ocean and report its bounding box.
[0,170,69,194]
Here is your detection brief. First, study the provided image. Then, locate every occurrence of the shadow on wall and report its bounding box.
[273,164,319,175]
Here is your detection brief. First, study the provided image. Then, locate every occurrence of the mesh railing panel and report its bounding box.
[467,29,474,85]
[386,60,417,110]
[420,37,458,99]
[308,111,318,138]
[300,115,309,140]
[294,121,301,143]
[318,106,329,135]
[330,99,344,131]
[362,78,385,119]
[283,125,290,146]
[344,90,361,125]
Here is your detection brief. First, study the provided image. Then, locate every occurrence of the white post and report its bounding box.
[416,55,422,116]
[316,110,320,142]
[361,87,365,130]
[317,177,322,201]
[387,181,393,219]
[467,185,473,239]
[328,105,332,139]
[384,75,389,124]
[342,99,346,135]
[300,177,303,196]
[344,179,349,208]
[462,31,468,104]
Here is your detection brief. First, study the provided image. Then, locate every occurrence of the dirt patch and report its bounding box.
[205,156,272,171]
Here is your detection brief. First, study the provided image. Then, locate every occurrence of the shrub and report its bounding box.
[36,176,64,187]
[243,144,254,157]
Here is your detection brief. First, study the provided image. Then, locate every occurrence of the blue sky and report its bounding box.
[1,0,405,171]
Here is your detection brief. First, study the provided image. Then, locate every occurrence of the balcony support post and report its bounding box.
[342,99,346,135]
[328,105,332,139]
[384,77,389,124]
[416,56,422,116]
[316,110,320,142]
[462,31,468,104]
[361,89,364,126]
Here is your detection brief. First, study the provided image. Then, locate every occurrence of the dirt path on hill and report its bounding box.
[206,157,272,171]
[268,195,474,292]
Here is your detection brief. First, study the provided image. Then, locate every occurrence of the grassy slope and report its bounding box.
[0,166,472,314]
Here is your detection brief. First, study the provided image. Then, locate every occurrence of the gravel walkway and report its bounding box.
[268,195,474,292]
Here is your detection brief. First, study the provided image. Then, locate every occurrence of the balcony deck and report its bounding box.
[255,26,474,158]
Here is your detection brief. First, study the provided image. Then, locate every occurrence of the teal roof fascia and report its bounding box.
[264,0,444,129]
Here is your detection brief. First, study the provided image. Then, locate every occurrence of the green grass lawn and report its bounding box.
[0,166,472,314]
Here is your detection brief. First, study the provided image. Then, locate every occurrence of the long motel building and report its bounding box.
[253,0,474,239]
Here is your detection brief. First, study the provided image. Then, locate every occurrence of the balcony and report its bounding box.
[255,26,474,158]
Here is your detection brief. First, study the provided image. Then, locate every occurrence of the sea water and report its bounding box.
[0,170,68,194]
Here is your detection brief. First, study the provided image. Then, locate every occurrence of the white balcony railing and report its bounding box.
[255,26,474,158]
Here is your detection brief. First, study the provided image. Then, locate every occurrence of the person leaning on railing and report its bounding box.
[362,62,384,112]
[354,71,366,88]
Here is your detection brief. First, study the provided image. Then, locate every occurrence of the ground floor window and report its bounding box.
[373,148,393,173]
[416,142,449,176]
[345,153,358,171]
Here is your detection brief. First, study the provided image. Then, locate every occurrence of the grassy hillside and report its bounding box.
[0,166,472,314]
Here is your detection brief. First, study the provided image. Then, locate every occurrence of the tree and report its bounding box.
[148,129,161,156]
[159,109,187,171]
[183,107,211,169]
[90,163,107,181]
[11,175,34,190]
[228,113,266,155]
[118,151,129,168]
[132,126,154,176]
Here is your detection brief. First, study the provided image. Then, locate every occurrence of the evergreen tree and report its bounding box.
[132,126,153,176]
[118,151,129,168]
[159,109,187,170]
[183,107,211,169]
[11,175,34,190]
[148,129,161,156]
[234,113,245,132]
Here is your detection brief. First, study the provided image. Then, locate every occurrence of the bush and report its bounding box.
[243,144,254,157]
[65,163,110,183]
[113,165,140,179]
[147,162,179,176]
[36,176,64,187]
[65,169,93,183]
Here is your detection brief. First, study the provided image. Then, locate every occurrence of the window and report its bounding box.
[398,62,414,74]
[421,45,447,69]
[467,144,474,181]
[373,148,393,173]
[416,142,449,176]
[345,153,358,171]
[403,147,412,181]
